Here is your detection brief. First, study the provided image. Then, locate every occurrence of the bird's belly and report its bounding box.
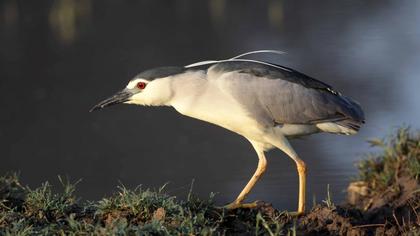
[173,99,265,138]
[189,108,262,136]
[276,124,320,138]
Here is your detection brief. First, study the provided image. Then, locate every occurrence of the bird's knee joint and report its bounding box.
[296,161,307,174]
[258,160,267,171]
[255,165,267,179]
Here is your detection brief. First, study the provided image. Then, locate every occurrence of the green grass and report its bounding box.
[1,127,419,235]
[321,184,334,209]
[357,127,420,192]
[0,174,290,235]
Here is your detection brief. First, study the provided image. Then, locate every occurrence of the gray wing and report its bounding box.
[210,61,365,130]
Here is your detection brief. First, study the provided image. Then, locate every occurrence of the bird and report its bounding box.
[90,50,365,215]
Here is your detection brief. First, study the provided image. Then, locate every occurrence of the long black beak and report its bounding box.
[90,89,132,112]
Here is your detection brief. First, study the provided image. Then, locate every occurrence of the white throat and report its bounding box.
[126,70,207,107]
[126,78,174,106]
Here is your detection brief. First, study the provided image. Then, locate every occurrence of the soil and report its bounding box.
[1,129,419,235]
[241,173,420,235]
[0,176,419,235]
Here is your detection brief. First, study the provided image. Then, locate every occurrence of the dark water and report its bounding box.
[1,1,419,210]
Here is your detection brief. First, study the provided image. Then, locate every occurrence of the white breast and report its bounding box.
[170,77,264,138]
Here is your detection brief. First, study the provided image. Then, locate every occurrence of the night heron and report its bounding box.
[91,50,365,215]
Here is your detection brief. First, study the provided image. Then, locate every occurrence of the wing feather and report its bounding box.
[210,62,364,128]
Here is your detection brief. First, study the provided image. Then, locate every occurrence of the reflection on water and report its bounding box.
[2,0,18,27]
[268,0,283,29]
[209,0,225,27]
[0,1,419,209]
[48,0,91,45]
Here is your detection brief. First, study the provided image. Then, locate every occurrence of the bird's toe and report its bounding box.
[224,200,261,210]
[287,210,305,217]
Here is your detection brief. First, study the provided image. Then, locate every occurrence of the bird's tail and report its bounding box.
[316,120,361,135]
[316,95,365,135]
[333,95,365,134]
[342,94,364,124]
[335,119,363,134]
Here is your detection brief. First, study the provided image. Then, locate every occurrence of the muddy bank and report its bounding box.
[0,128,419,235]
[294,128,420,235]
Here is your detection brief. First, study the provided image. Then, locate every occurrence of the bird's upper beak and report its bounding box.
[90,89,133,112]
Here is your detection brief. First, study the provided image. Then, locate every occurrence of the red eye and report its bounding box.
[136,82,146,89]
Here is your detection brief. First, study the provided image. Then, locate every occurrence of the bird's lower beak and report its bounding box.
[90,89,132,112]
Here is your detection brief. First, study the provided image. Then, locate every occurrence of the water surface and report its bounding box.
[1,0,419,209]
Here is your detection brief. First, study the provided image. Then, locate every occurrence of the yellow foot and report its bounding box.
[224,201,260,210]
[287,211,305,217]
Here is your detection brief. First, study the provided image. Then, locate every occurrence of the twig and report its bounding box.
[351,224,385,229]
[393,211,404,232]
[408,200,420,224]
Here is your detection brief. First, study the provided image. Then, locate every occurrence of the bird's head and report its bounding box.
[90,66,185,112]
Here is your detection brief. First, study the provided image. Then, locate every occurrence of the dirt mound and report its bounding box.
[0,128,419,235]
[251,128,420,235]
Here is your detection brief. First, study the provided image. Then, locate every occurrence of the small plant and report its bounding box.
[322,184,334,209]
[357,127,420,192]
[23,176,79,221]
[255,212,283,236]
[0,127,419,235]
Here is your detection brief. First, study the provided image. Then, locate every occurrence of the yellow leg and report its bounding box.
[225,142,267,209]
[296,159,306,214]
[264,133,306,215]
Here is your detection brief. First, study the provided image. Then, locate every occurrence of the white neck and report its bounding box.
[168,70,207,111]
